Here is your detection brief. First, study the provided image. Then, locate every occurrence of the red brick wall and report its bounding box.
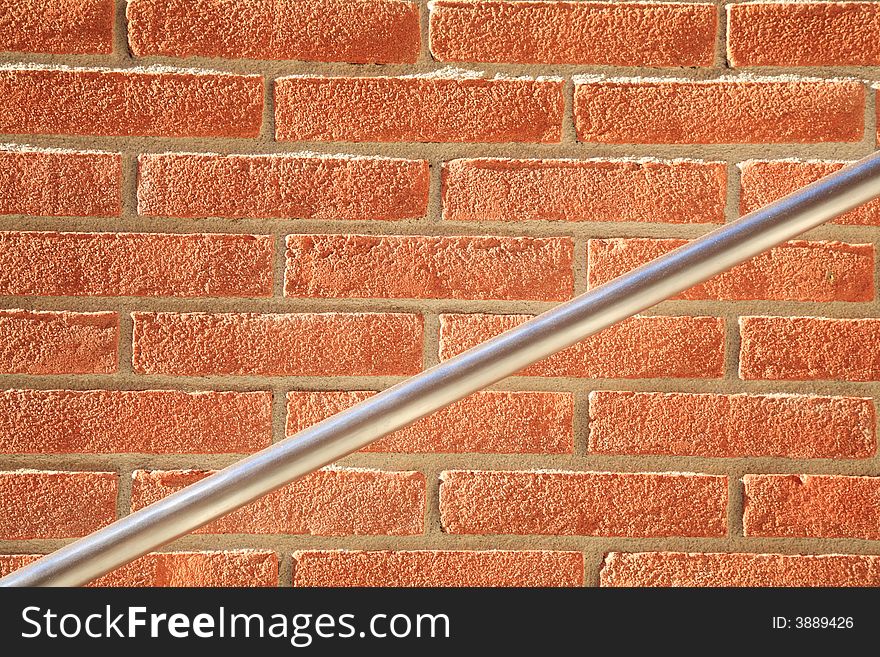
[0,0,878,587]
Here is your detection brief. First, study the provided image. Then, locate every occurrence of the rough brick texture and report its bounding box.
[0,147,121,217]
[274,75,563,143]
[96,550,279,587]
[0,470,117,539]
[128,0,420,63]
[132,468,425,535]
[574,77,864,144]
[0,309,118,374]
[744,474,880,540]
[0,66,263,137]
[132,312,423,376]
[740,160,880,226]
[292,550,584,587]
[589,391,876,458]
[440,470,727,536]
[286,390,573,453]
[0,232,274,297]
[0,551,279,586]
[0,0,114,54]
[442,158,727,224]
[601,552,880,587]
[740,316,880,381]
[137,153,429,221]
[588,238,875,302]
[728,2,880,67]
[429,1,716,66]
[285,234,574,301]
[0,389,272,454]
[2,0,879,589]
[440,314,725,378]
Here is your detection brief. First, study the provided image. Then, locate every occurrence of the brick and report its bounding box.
[0,309,117,374]
[132,312,423,377]
[740,160,880,226]
[137,153,428,221]
[0,470,117,539]
[440,470,727,536]
[442,158,727,224]
[0,66,262,137]
[430,1,715,66]
[96,550,278,586]
[740,316,880,381]
[588,238,874,302]
[0,232,273,298]
[286,390,573,453]
[0,0,113,54]
[588,391,875,458]
[127,0,420,63]
[285,234,574,301]
[132,468,425,535]
[601,552,880,587]
[0,389,272,454]
[439,313,724,378]
[0,146,121,217]
[0,551,279,586]
[574,77,864,144]
[274,74,563,143]
[0,555,37,577]
[744,474,880,540]
[728,2,880,67]
[292,550,584,587]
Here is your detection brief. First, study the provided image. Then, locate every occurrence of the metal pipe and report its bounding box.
[4,151,880,587]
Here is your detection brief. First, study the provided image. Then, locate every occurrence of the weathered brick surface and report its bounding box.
[0,389,272,453]
[589,391,876,458]
[285,234,573,301]
[728,2,880,67]
[0,67,263,137]
[292,550,584,586]
[286,390,573,453]
[137,153,429,221]
[0,470,117,539]
[0,310,118,374]
[740,317,880,381]
[132,312,424,376]
[0,232,274,297]
[440,314,725,378]
[430,1,716,66]
[0,551,279,586]
[601,552,880,587]
[744,474,880,540]
[588,239,874,302]
[442,158,727,224]
[128,0,420,63]
[740,160,880,225]
[0,147,121,217]
[0,0,114,54]
[0,0,877,589]
[440,470,728,537]
[574,78,864,144]
[274,75,564,143]
[132,468,425,535]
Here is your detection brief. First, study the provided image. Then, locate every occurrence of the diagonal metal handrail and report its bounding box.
[4,151,880,587]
